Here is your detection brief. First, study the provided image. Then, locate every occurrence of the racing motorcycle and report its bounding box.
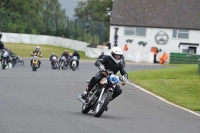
[59,56,68,70]
[77,69,126,117]
[71,59,77,71]
[1,50,9,69]
[51,56,59,69]
[71,56,78,71]
[31,54,41,71]
[12,55,24,67]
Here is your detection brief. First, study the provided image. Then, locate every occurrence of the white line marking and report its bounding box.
[127,81,200,117]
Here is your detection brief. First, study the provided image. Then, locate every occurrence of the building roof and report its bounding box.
[110,0,200,30]
[179,43,199,47]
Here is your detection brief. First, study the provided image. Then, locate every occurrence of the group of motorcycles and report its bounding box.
[0,49,24,70]
[30,54,79,72]
[0,50,78,72]
[51,55,79,71]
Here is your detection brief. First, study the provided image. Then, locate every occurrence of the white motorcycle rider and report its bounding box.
[0,49,10,69]
[70,56,79,71]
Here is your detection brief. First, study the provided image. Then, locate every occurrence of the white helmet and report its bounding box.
[36,46,40,51]
[110,47,123,63]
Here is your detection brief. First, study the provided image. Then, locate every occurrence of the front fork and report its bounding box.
[33,60,37,65]
[98,86,113,103]
[98,88,105,103]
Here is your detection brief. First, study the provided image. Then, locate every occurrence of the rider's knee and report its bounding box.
[115,85,122,95]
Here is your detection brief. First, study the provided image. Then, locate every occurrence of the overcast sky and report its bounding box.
[58,0,86,18]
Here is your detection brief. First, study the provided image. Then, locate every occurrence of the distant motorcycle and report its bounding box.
[77,69,126,117]
[1,51,9,70]
[51,56,59,69]
[70,56,78,71]
[31,53,41,71]
[12,55,24,67]
[32,56,39,71]
[59,56,68,70]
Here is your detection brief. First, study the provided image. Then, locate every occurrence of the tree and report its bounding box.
[74,0,113,43]
[0,0,67,35]
[40,0,67,35]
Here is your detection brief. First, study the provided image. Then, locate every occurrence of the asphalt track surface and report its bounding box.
[0,59,199,133]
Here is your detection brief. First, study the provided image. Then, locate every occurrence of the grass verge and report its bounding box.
[128,64,200,111]
[5,42,96,60]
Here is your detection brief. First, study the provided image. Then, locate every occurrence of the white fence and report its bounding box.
[86,47,154,63]
[2,32,154,63]
[2,32,89,52]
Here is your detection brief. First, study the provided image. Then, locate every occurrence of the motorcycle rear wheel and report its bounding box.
[2,65,6,70]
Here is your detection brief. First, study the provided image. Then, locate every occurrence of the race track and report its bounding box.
[0,59,199,133]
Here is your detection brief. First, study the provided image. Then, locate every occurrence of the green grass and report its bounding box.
[128,64,200,111]
[5,42,96,60]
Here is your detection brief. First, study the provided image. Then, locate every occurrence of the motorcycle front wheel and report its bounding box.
[32,65,37,71]
[94,91,112,117]
[2,59,6,70]
[18,60,24,65]
[81,103,92,114]
[59,62,63,70]
[56,62,59,69]
[72,64,76,71]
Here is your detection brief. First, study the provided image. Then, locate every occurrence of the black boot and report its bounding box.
[81,86,90,99]
[38,61,41,68]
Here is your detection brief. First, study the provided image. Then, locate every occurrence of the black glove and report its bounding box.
[98,63,105,71]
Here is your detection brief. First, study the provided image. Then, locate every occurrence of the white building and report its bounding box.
[109,0,200,62]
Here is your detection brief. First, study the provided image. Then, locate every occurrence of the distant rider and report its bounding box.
[70,50,80,69]
[69,53,73,60]
[98,52,105,59]
[8,49,17,65]
[30,46,42,67]
[49,53,58,68]
[59,50,69,61]
[50,53,58,61]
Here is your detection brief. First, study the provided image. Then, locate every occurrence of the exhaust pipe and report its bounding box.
[77,95,86,104]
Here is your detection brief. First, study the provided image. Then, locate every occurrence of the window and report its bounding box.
[173,29,189,39]
[181,47,196,54]
[124,27,146,36]
[136,27,146,36]
[124,28,135,35]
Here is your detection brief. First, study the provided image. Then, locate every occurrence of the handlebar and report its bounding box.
[30,54,42,57]
[100,69,126,86]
